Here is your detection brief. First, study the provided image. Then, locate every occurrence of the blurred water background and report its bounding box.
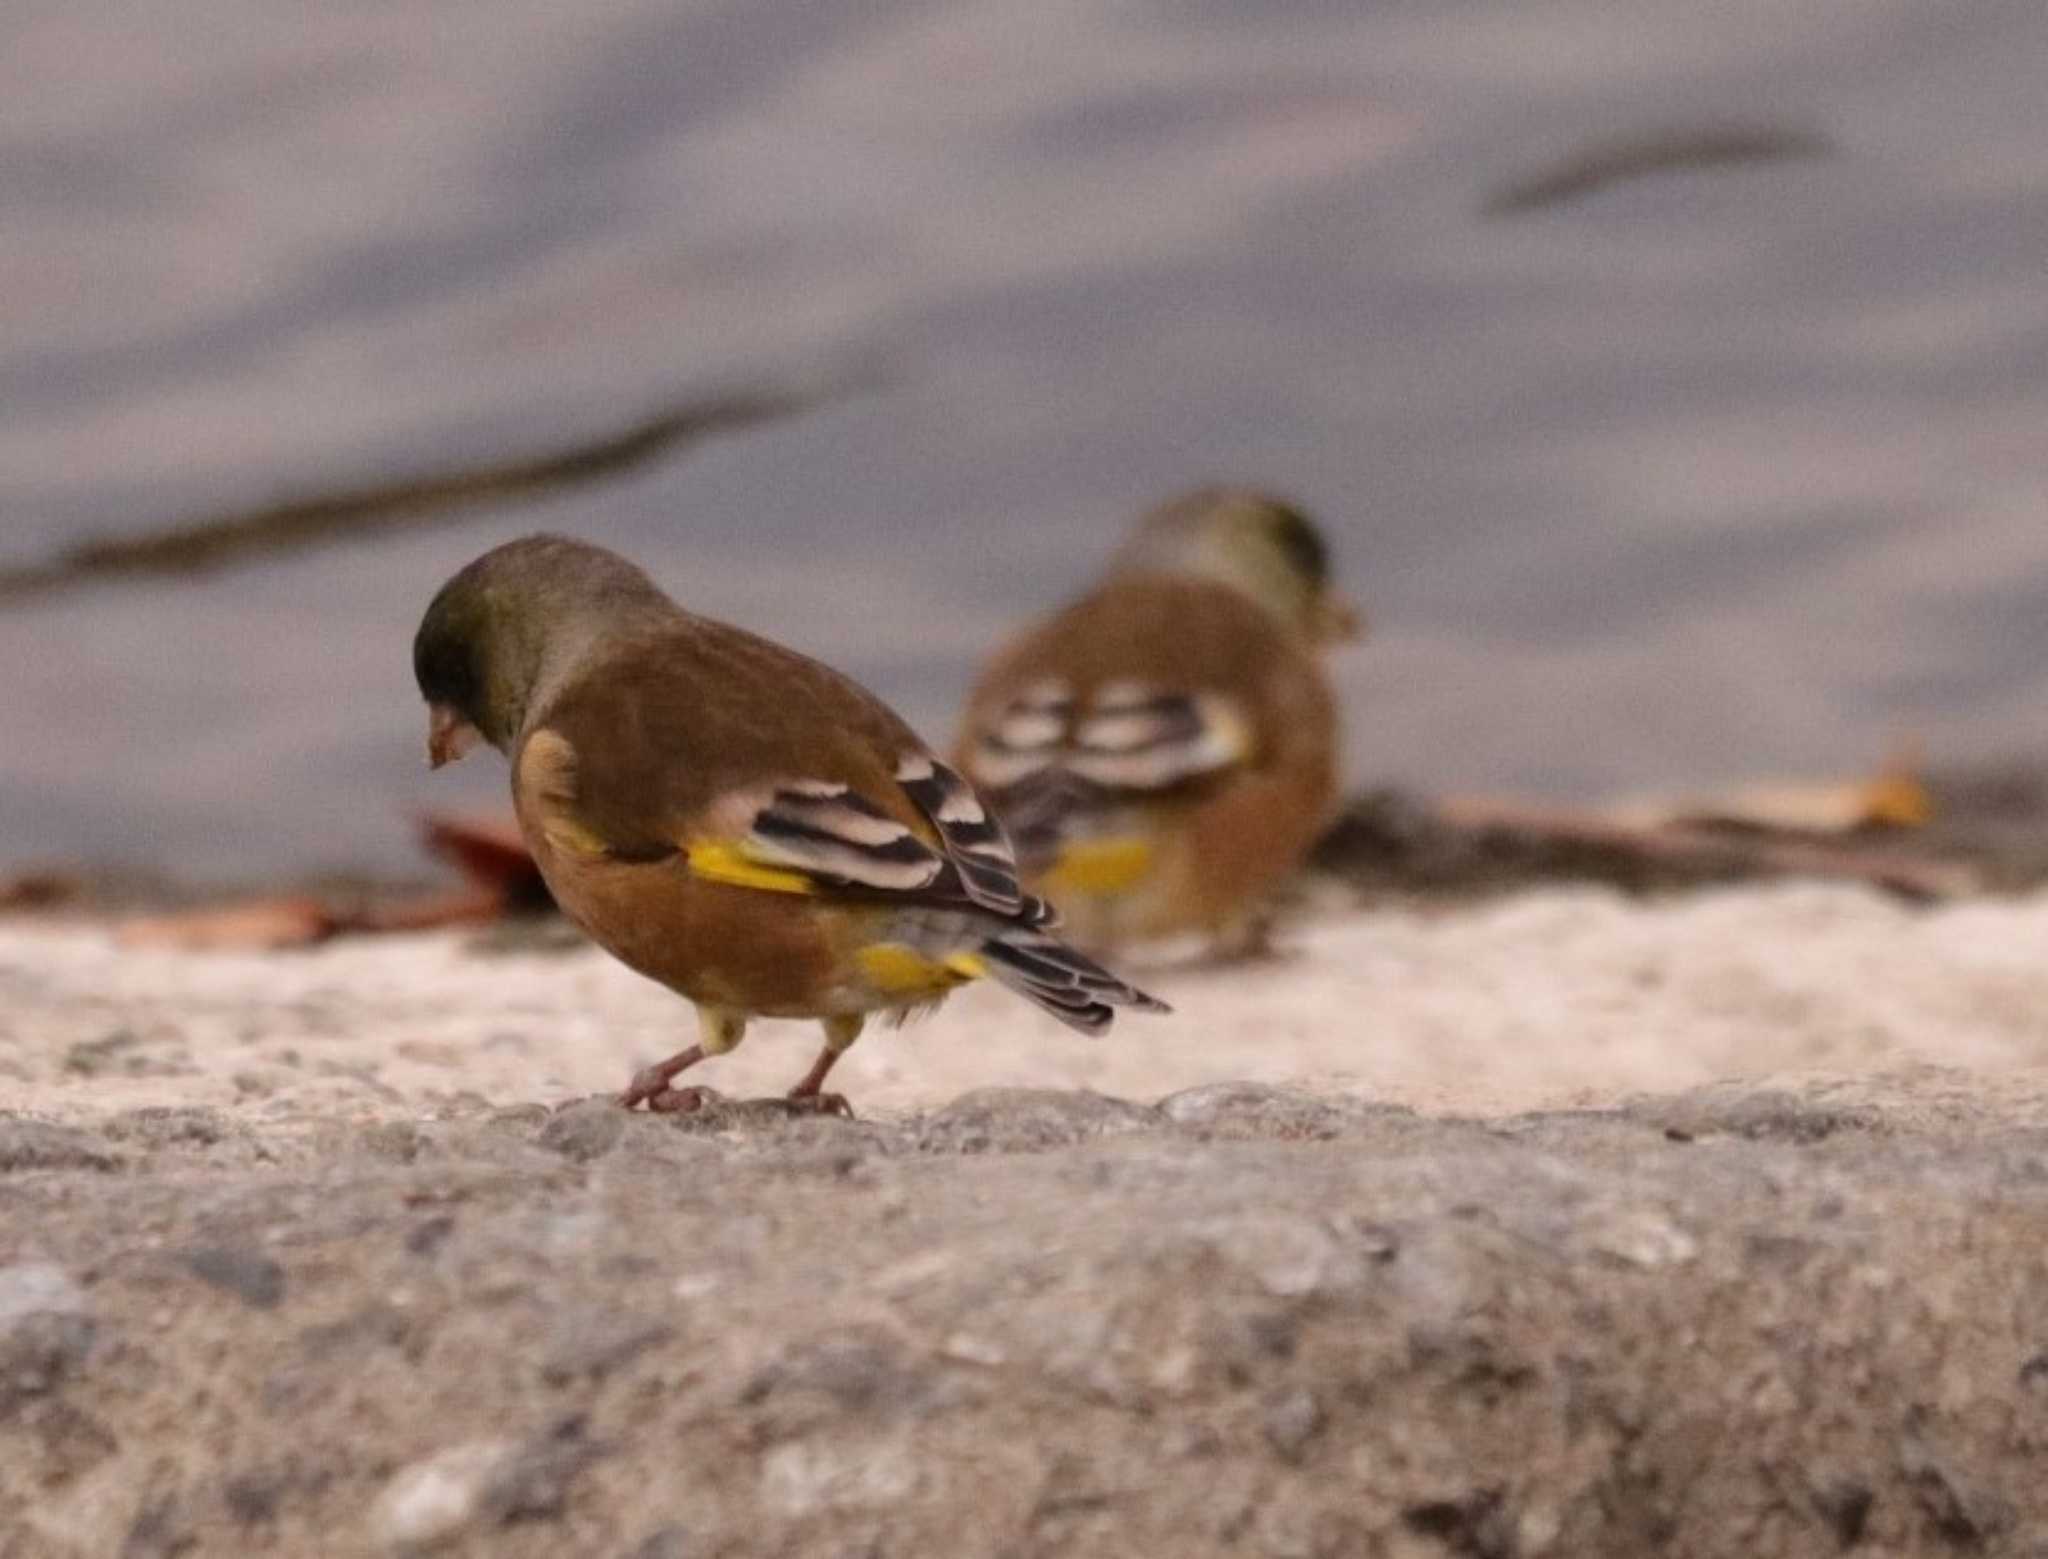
[5,0,2048,880]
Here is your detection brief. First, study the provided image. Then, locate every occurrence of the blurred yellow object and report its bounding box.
[1604,747,1934,836]
[1042,838,1155,896]
[1857,763,1936,829]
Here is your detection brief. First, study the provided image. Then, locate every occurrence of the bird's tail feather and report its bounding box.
[977,925,1169,1034]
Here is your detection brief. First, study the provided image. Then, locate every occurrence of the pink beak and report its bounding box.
[426,704,482,769]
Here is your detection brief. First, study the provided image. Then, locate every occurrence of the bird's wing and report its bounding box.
[960,677,1260,881]
[965,676,1256,795]
[519,722,1046,924]
[687,755,1045,923]
[889,753,1037,919]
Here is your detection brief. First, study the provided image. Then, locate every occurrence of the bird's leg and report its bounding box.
[617,1044,707,1112]
[784,1014,863,1117]
[620,1006,747,1112]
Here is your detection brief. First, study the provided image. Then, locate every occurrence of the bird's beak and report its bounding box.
[1316,593,1366,645]
[426,703,483,769]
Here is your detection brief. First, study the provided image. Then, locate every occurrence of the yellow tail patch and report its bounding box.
[687,841,816,895]
[859,944,984,995]
[1044,838,1153,895]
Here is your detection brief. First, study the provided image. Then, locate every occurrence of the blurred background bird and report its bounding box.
[955,487,1361,959]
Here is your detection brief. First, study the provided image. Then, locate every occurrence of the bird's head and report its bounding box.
[412,533,665,767]
[1111,487,1362,646]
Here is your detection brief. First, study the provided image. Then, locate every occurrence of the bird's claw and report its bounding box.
[620,1068,723,1113]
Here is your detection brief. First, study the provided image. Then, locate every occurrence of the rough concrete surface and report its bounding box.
[6,891,2048,1554]
[1,1078,2046,1556]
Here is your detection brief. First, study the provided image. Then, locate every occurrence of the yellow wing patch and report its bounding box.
[1043,838,1154,895]
[686,841,818,895]
[858,944,986,995]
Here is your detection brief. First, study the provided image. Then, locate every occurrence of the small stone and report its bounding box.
[183,1247,287,1309]
[1262,1389,1325,1462]
[369,1419,599,1545]
[360,1122,432,1164]
[1582,1210,1697,1270]
[0,1261,96,1412]
[0,1262,88,1327]
[371,1439,517,1550]
[1516,1500,1565,1556]
[537,1099,627,1162]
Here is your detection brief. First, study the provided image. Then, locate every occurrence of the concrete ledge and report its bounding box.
[2,1080,2043,1555]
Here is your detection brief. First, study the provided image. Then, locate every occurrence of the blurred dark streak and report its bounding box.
[1484,125,1835,216]
[0,374,865,606]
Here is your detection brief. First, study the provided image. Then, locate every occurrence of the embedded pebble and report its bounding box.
[371,1439,518,1551]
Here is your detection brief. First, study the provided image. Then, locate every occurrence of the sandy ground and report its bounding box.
[8,882,2048,1127]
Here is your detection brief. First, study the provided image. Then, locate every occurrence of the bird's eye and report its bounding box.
[1268,508,1328,585]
